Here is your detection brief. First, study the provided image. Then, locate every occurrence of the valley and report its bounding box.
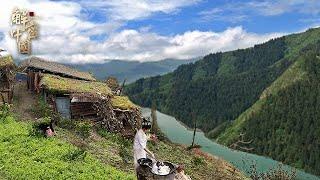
[126,27,320,177]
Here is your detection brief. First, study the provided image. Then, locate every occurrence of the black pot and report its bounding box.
[137,158,153,168]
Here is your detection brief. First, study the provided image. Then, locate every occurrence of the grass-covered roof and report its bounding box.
[40,74,139,110]
[111,96,138,110]
[0,55,14,68]
[40,74,112,95]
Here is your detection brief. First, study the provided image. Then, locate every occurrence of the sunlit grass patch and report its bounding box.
[0,116,135,180]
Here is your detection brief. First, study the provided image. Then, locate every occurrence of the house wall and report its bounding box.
[70,102,97,119]
[26,71,41,93]
[42,91,139,137]
[43,92,98,120]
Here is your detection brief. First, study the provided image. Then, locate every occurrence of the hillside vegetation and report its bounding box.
[0,115,135,179]
[126,27,320,176]
[126,28,320,132]
[217,42,320,176]
[0,90,246,180]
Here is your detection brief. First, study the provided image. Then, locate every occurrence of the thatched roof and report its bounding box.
[40,74,111,95]
[20,57,95,81]
[40,74,138,110]
[0,55,14,69]
[111,96,138,110]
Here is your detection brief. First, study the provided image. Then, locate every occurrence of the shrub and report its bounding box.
[0,103,10,121]
[29,117,52,137]
[119,138,133,163]
[248,163,296,180]
[57,118,76,130]
[31,97,53,118]
[76,122,92,139]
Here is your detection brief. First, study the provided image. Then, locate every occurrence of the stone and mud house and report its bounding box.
[19,56,141,136]
[0,54,15,105]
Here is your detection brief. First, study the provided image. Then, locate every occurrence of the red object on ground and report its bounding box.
[46,128,55,137]
[29,11,34,17]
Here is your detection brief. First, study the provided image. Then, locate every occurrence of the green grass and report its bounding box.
[148,140,247,180]
[40,74,112,95]
[0,55,14,68]
[111,96,138,110]
[55,125,246,180]
[0,116,135,180]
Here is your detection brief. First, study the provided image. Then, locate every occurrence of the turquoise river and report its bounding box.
[142,108,319,180]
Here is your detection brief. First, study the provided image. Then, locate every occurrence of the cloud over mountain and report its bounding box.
[0,0,293,63]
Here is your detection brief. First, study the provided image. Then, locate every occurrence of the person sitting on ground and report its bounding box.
[133,118,155,177]
[45,126,55,137]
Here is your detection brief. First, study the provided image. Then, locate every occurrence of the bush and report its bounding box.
[57,118,76,130]
[248,163,296,180]
[31,97,53,118]
[29,117,52,137]
[0,103,10,121]
[119,138,133,163]
[76,122,92,139]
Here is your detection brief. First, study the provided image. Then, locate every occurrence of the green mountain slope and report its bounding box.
[126,27,320,133]
[126,27,320,176]
[217,41,320,176]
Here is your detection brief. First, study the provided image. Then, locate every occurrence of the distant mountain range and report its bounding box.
[125,27,320,176]
[70,58,199,83]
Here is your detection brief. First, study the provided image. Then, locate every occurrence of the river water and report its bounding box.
[141,108,319,180]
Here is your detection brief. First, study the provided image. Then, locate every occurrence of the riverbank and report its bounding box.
[142,108,320,180]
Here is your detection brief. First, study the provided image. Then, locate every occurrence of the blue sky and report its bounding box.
[0,0,319,63]
[122,0,319,35]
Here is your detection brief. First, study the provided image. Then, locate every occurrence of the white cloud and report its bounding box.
[198,7,248,23]
[199,0,320,23]
[80,0,199,21]
[247,0,320,16]
[32,26,283,63]
[0,0,284,64]
[163,27,283,59]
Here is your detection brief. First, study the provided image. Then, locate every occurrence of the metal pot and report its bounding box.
[137,158,153,168]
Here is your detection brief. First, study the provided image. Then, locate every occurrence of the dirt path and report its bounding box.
[12,82,38,121]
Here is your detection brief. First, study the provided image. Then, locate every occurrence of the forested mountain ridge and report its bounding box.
[218,42,320,175]
[126,37,288,132]
[126,27,320,176]
[126,27,320,133]
[70,58,198,83]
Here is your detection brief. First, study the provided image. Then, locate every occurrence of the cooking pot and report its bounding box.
[137,158,153,168]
